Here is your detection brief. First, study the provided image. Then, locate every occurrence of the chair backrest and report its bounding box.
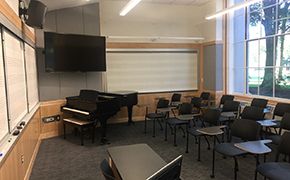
[222,100,240,113]
[146,155,183,180]
[171,93,181,102]
[251,98,268,109]
[280,113,290,131]
[240,106,264,121]
[203,108,221,126]
[219,95,235,107]
[157,99,170,109]
[191,97,202,109]
[231,119,261,141]
[79,89,98,101]
[100,159,115,180]
[200,92,210,100]
[276,132,290,161]
[178,103,193,115]
[273,103,290,118]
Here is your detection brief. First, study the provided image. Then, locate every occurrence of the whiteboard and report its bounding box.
[3,30,28,130]
[106,49,198,93]
[0,30,9,140]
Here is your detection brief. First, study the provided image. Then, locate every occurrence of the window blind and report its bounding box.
[24,43,39,111]
[0,31,9,140]
[106,49,198,93]
[3,30,28,130]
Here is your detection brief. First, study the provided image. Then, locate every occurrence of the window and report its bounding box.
[228,0,290,99]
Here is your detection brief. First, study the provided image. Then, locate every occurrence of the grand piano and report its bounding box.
[62,89,138,144]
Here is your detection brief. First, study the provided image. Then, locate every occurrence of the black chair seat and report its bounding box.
[215,143,247,157]
[167,118,188,125]
[257,162,290,180]
[268,135,282,145]
[146,113,165,119]
[187,127,202,136]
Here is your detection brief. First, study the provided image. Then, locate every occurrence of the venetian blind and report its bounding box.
[24,43,39,111]
[106,49,198,93]
[3,30,28,129]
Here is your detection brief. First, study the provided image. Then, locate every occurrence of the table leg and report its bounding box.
[211,136,216,178]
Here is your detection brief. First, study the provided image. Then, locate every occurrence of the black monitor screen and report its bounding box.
[44,32,106,72]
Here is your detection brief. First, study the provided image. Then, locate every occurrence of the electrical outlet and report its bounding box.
[42,115,60,123]
[21,155,24,164]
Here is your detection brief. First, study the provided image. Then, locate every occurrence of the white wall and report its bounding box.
[100,0,206,43]
[100,0,222,43]
[196,0,224,42]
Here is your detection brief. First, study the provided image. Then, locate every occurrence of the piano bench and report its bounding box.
[63,118,96,146]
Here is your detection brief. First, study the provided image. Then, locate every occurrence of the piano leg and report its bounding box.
[100,117,110,145]
[127,105,134,125]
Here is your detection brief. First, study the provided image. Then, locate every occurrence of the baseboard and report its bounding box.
[24,137,42,180]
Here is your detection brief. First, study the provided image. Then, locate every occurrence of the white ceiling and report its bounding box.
[39,0,212,11]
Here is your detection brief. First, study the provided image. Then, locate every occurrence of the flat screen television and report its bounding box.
[44,32,106,72]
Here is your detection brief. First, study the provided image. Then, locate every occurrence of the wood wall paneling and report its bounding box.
[0,0,35,43]
[39,100,66,139]
[0,109,41,180]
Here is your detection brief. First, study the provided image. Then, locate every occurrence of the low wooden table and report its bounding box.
[108,144,166,180]
[63,118,95,146]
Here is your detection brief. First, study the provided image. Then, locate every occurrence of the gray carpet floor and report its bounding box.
[30,121,277,180]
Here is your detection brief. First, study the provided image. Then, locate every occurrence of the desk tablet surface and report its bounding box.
[108,144,166,180]
[234,140,272,154]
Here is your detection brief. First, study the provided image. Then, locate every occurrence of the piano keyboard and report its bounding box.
[62,107,90,115]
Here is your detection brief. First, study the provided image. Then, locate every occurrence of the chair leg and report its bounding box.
[195,136,198,144]
[186,130,189,153]
[179,126,186,138]
[153,118,156,138]
[165,122,168,141]
[234,157,238,180]
[174,125,177,146]
[198,136,201,161]
[204,136,211,150]
[144,117,147,134]
[157,118,163,130]
[210,138,216,178]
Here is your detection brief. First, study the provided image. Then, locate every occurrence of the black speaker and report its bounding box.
[25,0,47,29]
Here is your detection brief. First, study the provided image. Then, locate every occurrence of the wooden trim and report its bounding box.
[202,40,223,47]
[24,138,41,180]
[0,1,21,29]
[40,99,66,106]
[0,0,35,42]
[107,42,201,49]
[233,94,290,106]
